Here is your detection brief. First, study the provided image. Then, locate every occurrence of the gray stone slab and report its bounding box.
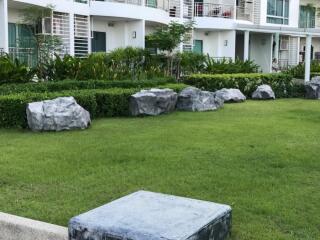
[69,191,232,240]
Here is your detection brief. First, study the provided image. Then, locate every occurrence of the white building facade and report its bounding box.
[0,0,319,81]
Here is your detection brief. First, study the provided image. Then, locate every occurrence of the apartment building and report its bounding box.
[0,0,319,81]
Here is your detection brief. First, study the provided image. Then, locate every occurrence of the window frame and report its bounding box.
[267,0,289,25]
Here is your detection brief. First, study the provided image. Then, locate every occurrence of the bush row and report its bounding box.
[183,73,304,98]
[0,83,187,128]
[0,77,174,95]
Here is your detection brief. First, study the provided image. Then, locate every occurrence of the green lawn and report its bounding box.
[0,99,319,240]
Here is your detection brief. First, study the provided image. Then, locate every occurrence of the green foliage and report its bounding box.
[177,52,206,75]
[0,83,187,128]
[184,73,301,98]
[145,21,194,53]
[49,54,81,80]
[287,60,320,78]
[0,78,174,95]
[204,57,260,74]
[0,55,34,84]
[46,48,166,81]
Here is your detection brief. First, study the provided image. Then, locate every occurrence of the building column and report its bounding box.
[305,34,312,83]
[69,13,75,56]
[0,0,8,53]
[88,15,92,54]
[244,30,250,61]
[274,32,280,61]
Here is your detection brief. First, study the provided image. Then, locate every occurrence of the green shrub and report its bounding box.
[287,61,320,78]
[0,83,187,128]
[183,73,301,98]
[204,57,260,74]
[45,48,166,81]
[0,78,174,95]
[0,55,34,84]
[177,52,206,75]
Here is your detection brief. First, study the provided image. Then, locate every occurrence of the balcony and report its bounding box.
[194,3,234,18]
[194,3,253,22]
[90,0,169,11]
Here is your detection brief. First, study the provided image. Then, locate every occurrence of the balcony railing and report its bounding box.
[145,0,169,11]
[74,0,88,3]
[9,47,37,67]
[278,59,289,71]
[194,3,234,18]
[90,0,169,11]
[299,18,319,29]
[91,0,141,6]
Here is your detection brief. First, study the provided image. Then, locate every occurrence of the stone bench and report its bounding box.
[69,191,232,240]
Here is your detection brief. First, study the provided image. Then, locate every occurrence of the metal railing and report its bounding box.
[194,3,234,18]
[236,6,253,22]
[145,0,169,11]
[91,0,141,6]
[74,0,88,3]
[299,18,320,29]
[0,48,5,56]
[9,47,37,67]
[90,0,169,11]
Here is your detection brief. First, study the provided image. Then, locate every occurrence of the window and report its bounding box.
[299,6,316,28]
[267,0,289,25]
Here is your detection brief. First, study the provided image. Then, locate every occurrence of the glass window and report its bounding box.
[267,0,289,25]
[299,5,316,28]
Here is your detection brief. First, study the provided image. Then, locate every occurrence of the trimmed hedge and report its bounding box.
[0,77,174,95]
[183,73,303,98]
[0,83,187,128]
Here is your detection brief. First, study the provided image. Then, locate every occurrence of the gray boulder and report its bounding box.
[26,97,91,131]
[177,87,223,112]
[215,88,246,103]
[305,77,320,99]
[252,84,275,100]
[130,88,178,116]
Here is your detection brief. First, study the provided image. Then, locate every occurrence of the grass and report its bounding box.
[0,99,319,240]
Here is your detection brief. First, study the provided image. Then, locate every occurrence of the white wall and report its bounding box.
[8,8,22,23]
[193,30,236,59]
[92,19,145,52]
[250,33,273,73]
[125,20,145,48]
[0,0,8,52]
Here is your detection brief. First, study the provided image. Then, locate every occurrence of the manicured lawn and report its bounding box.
[0,99,319,240]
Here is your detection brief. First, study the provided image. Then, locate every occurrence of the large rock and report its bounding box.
[252,84,275,100]
[130,88,177,116]
[215,88,246,103]
[305,77,320,99]
[26,97,91,131]
[69,191,232,240]
[177,87,223,111]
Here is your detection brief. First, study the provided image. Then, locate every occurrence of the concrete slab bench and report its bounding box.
[69,191,232,240]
